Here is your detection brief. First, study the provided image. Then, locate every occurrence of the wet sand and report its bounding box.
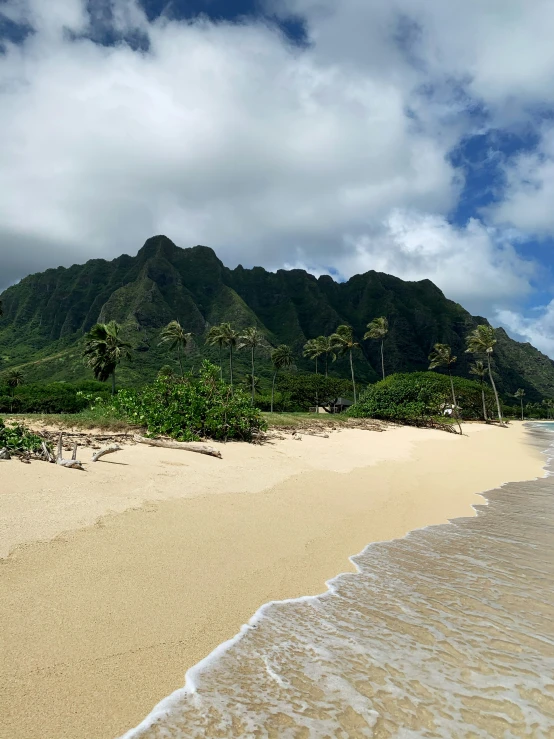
[0,422,544,739]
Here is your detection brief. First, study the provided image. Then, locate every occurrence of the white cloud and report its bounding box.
[0,0,458,289]
[497,302,554,357]
[489,126,554,235]
[285,210,536,316]
[0,0,551,359]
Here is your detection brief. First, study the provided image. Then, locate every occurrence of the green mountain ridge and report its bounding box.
[1,235,553,401]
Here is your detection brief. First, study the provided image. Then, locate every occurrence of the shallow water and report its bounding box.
[122,427,554,739]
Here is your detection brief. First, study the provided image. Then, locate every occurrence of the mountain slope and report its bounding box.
[1,235,553,400]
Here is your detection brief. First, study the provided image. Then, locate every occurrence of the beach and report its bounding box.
[0,422,545,739]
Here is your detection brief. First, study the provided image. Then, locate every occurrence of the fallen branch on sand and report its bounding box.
[92,444,122,462]
[56,433,85,470]
[133,434,222,459]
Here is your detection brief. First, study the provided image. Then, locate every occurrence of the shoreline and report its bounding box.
[0,422,545,739]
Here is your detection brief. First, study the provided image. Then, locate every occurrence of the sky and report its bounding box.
[0,0,554,355]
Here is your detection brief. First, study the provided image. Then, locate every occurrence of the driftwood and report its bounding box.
[133,434,222,459]
[41,441,54,462]
[56,433,85,470]
[92,444,122,463]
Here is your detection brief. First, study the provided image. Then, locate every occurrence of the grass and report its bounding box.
[262,412,386,431]
[4,410,142,433]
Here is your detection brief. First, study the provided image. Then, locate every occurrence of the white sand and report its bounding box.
[0,422,545,739]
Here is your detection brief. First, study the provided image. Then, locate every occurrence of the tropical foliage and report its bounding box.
[159,320,192,377]
[270,344,294,413]
[330,325,360,403]
[83,321,132,394]
[364,317,389,380]
[0,417,44,454]
[238,327,267,402]
[350,373,496,424]
[428,343,462,434]
[466,325,503,422]
[108,361,265,441]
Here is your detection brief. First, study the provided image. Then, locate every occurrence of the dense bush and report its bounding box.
[350,372,496,422]
[108,360,266,441]
[275,374,353,412]
[0,380,110,414]
[0,417,44,453]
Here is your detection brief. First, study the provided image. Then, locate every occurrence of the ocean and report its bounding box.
[121,425,554,739]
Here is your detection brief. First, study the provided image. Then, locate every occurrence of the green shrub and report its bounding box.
[0,381,110,414]
[108,360,266,442]
[350,372,496,422]
[275,374,353,412]
[0,417,44,453]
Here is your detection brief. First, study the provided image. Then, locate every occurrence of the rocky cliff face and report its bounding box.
[1,235,553,399]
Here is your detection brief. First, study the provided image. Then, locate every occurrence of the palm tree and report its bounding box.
[330,325,360,403]
[364,317,389,380]
[270,344,294,413]
[303,338,324,374]
[316,336,336,377]
[83,320,132,395]
[242,373,260,395]
[469,360,488,421]
[239,327,267,403]
[428,343,462,435]
[514,388,525,421]
[219,322,239,389]
[205,324,227,381]
[5,368,23,412]
[159,320,192,377]
[466,325,503,423]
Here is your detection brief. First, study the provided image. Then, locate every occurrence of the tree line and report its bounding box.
[79,315,528,422]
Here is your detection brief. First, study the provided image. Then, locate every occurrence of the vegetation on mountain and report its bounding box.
[0,235,553,409]
[428,343,462,434]
[364,317,389,380]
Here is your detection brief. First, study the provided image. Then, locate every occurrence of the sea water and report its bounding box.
[121,426,554,738]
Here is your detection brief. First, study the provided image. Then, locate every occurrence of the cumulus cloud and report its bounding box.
[0,0,552,357]
[489,125,554,235]
[0,0,458,289]
[283,210,536,316]
[497,302,554,357]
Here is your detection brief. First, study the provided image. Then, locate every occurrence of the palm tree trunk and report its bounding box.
[381,339,385,380]
[481,381,487,421]
[521,398,524,421]
[487,354,503,423]
[350,349,356,404]
[251,346,255,404]
[112,368,116,395]
[219,343,223,381]
[229,344,234,389]
[448,369,462,435]
[325,353,328,377]
[178,345,184,377]
[271,371,277,413]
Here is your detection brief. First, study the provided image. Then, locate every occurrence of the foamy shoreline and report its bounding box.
[0,422,545,739]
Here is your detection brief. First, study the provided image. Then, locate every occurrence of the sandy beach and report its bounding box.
[0,422,545,739]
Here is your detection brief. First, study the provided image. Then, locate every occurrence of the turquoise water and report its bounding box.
[121,427,554,739]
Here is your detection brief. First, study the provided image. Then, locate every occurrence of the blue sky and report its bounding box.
[1,0,554,355]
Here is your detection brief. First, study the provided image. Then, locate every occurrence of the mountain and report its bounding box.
[1,235,553,401]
